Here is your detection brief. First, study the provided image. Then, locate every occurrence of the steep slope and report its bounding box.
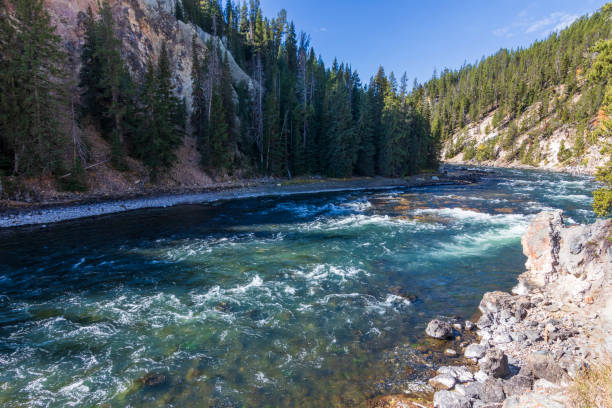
[428,5,612,174]
[441,86,610,174]
[11,0,255,200]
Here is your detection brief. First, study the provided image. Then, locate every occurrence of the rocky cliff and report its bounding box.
[441,100,610,175]
[15,0,256,199]
[425,212,612,408]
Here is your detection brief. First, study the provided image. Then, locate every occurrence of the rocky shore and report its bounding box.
[0,169,484,228]
[424,211,612,408]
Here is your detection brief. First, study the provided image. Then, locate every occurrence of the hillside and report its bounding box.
[427,5,612,174]
[1,0,258,201]
[0,0,438,203]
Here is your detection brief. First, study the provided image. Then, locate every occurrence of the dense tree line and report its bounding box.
[422,5,611,143]
[0,0,438,187]
[589,36,612,217]
[184,0,438,178]
[0,0,66,177]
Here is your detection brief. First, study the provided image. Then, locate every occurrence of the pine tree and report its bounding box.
[131,43,184,177]
[209,89,231,169]
[588,38,612,217]
[79,0,133,169]
[191,35,209,166]
[0,0,66,176]
[324,77,357,177]
[175,0,184,22]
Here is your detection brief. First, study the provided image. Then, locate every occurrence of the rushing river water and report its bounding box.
[0,167,597,407]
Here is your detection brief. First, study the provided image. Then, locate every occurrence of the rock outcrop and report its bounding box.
[428,211,612,408]
[47,0,255,111]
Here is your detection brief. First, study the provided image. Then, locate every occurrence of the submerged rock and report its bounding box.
[426,319,454,339]
[444,348,458,357]
[138,372,167,388]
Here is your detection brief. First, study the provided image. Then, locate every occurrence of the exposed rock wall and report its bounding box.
[46,0,255,111]
[441,104,610,175]
[23,0,258,195]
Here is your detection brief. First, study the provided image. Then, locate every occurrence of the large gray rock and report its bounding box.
[438,365,474,383]
[502,374,533,397]
[492,333,512,344]
[479,292,515,316]
[479,379,506,403]
[502,392,566,408]
[433,390,471,408]
[515,211,612,304]
[472,402,502,408]
[524,352,569,384]
[429,374,457,390]
[465,343,486,360]
[455,381,485,399]
[427,319,454,339]
[480,349,510,379]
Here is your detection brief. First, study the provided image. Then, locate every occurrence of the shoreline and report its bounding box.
[420,211,612,408]
[0,171,482,228]
[442,159,597,176]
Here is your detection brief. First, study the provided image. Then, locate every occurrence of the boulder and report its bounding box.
[472,403,502,408]
[464,343,486,360]
[502,393,566,408]
[480,350,510,379]
[429,374,457,390]
[433,390,471,408]
[455,381,484,399]
[492,333,512,345]
[427,319,454,339]
[502,374,533,397]
[524,352,569,384]
[479,292,515,316]
[474,370,489,382]
[477,313,493,329]
[438,366,474,383]
[479,379,506,403]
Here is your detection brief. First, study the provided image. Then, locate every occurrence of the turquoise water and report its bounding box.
[0,167,596,407]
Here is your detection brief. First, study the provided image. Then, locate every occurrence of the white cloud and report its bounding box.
[493,10,580,39]
[492,27,513,38]
[526,12,578,34]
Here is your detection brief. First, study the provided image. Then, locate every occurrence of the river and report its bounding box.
[0,167,597,407]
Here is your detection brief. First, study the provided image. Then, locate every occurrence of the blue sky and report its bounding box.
[258,0,608,84]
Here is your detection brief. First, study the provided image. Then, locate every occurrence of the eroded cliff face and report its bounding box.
[516,211,612,307]
[441,100,610,175]
[29,0,256,196]
[47,0,253,110]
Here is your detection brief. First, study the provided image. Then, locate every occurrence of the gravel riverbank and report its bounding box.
[0,171,482,228]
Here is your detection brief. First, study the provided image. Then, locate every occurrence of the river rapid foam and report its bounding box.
[0,166,596,407]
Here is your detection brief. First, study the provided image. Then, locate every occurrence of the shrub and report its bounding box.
[569,359,612,408]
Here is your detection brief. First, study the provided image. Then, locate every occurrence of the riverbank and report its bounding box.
[442,158,597,176]
[0,169,484,228]
[420,211,612,408]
